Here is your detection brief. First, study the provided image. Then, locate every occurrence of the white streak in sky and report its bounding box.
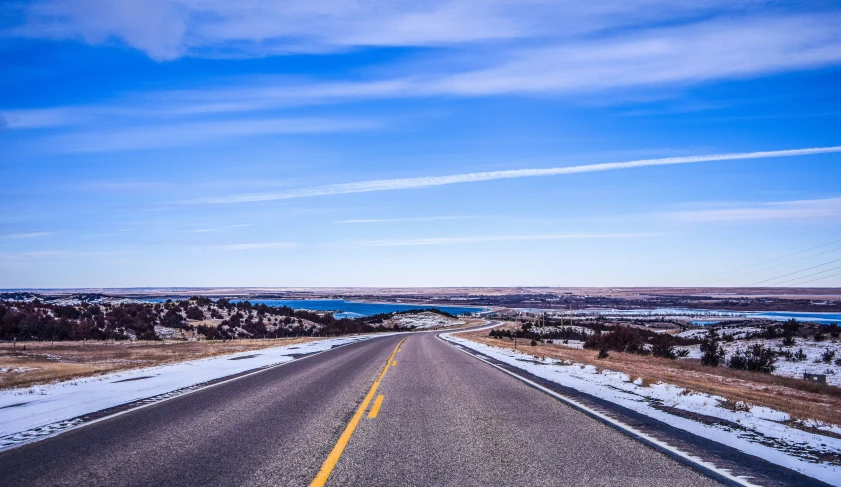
[358,233,656,247]
[0,232,54,239]
[667,197,841,222]
[187,146,841,204]
[201,242,296,251]
[335,216,477,224]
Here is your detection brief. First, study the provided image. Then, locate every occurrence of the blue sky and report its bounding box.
[1,1,840,288]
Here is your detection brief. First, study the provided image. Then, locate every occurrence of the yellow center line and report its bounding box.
[309,337,406,487]
[367,395,385,418]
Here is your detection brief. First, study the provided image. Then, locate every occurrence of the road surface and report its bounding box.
[0,331,738,486]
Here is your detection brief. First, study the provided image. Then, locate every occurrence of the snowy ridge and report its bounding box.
[388,311,466,329]
[441,333,841,486]
[0,335,374,451]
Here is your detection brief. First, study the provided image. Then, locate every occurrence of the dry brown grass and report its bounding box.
[0,337,318,390]
[457,329,841,426]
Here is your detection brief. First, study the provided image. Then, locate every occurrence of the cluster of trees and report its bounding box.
[491,317,841,376]
[0,301,157,341]
[583,326,694,359]
[697,319,841,373]
[488,324,590,342]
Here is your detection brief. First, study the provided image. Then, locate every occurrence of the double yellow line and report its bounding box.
[309,338,406,487]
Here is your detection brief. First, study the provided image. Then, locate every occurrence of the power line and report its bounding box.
[781,270,841,287]
[763,265,841,287]
[689,237,841,286]
[745,258,841,286]
[703,245,841,286]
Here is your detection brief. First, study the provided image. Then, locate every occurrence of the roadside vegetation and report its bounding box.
[473,318,841,426]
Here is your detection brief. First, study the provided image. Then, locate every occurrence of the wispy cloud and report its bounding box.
[201,242,296,251]
[6,1,745,60]
[335,216,478,224]
[4,10,841,129]
[0,232,54,240]
[667,197,841,222]
[185,146,841,204]
[357,233,655,247]
[47,117,376,153]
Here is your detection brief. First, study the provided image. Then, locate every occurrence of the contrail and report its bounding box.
[187,146,841,204]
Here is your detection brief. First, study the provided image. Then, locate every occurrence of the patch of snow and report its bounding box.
[0,368,40,374]
[530,325,595,336]
[153,326,187,340]
[442,333,841,486]
[675,326,763,340]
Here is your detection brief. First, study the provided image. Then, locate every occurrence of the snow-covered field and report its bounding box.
[389,311,465,329]
[0,335,373,451]
[676,327,765,340]
[442,333,841,486]
[680,337,841,386]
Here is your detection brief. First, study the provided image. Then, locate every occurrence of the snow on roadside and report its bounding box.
[0,335,373,448]
[441,333,841,486]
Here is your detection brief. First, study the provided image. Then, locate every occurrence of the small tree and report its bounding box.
[700,329,725,367]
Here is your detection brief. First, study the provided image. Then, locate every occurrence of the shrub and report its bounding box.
[782,319,801,337]
[161,309,185,328]
[728,344,776,373]
[814,331,827,342]
[700,329,725,367]
[597,345,609,359]
[781,335,796,347]
[821,349,836,363]
[185,306,205,321]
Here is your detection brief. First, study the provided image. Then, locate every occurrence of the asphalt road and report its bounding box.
[0,332,722,486]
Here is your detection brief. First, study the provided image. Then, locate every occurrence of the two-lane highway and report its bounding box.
[0,331,720,486]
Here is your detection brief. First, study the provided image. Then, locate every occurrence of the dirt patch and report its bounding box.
[0,337,318,390]
[456,329,841,426]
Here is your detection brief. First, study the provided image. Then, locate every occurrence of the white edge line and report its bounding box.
[438,333,757,487]
[0,335,376,454]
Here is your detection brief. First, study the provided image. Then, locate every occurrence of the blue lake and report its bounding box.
[235,300,484,318]
[147,298,484,318]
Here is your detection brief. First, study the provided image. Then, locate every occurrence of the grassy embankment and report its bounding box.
[454,326,841,427]
[0,337,318,390]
